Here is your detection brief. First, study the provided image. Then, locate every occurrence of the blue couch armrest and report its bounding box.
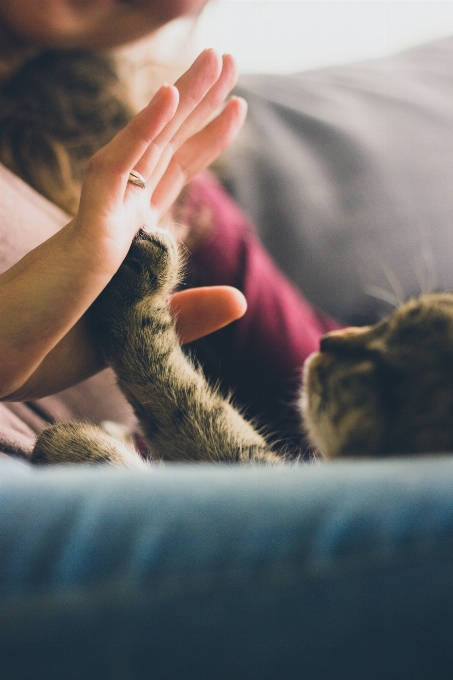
[1,456,453,679]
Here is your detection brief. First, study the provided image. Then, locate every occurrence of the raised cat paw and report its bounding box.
[88,227,278,465]
[124,227,180,299]
[90,227,180,362]
[106,227,179,308]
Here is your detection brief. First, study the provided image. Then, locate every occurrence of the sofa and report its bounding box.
[1,36,453,679]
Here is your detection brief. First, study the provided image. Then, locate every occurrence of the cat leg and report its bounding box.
[91,229,281,464]
[31,421,149,469]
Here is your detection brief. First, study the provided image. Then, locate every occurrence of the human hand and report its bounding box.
[74,48,247,272]
[0,49,247,399]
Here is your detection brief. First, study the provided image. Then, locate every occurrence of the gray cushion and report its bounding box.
[220,36,453,324]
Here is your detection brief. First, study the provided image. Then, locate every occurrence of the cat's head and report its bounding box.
[300,293,453,458]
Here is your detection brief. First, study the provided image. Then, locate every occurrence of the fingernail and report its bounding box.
[195,47,216,63]
[231,96,248,114]
[150,82,174,105]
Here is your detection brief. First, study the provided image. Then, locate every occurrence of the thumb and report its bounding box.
[170,286,247,345]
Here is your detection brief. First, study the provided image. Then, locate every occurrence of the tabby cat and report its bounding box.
[32,228,453,466]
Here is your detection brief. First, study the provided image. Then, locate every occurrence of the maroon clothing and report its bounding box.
[181,173,341,453]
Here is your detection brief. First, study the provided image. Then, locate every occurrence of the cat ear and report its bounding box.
[320,326,371,352]
[320,325,388,357]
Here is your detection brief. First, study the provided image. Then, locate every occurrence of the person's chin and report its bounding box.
[148,0,208,24]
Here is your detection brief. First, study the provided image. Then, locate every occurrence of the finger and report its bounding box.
[78,84,179,213]
[152,97,248,216]
[142,54,238,194]
[170,286,247,345]
[172,54,238,150]
[134,49,224,181]
[172,48,223,116]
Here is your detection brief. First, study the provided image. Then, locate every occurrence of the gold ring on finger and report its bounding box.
[128,170,146,189]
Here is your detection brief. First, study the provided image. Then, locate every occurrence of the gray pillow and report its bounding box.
[220,36,453,324]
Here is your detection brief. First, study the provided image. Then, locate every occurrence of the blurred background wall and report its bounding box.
[119,2,453,105]
[194,0,453,73]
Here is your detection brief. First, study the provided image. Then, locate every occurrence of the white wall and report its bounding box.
[192,1,453,73]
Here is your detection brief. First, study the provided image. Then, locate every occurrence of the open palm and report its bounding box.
[76,49,247,274]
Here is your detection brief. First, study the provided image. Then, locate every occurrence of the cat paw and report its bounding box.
[31,421,149,469]
[103,227,178,308]
[91,227,179,340]
[123,227,180,299]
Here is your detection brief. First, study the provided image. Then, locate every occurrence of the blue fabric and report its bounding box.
[1,456,453,679]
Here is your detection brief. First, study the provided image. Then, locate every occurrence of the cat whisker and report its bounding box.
[415,242,438,295]
[376,261,405,306]
[364,285,400,309]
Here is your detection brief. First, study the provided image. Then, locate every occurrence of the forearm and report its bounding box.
[1,317,106,401]
[0,221,115,398]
